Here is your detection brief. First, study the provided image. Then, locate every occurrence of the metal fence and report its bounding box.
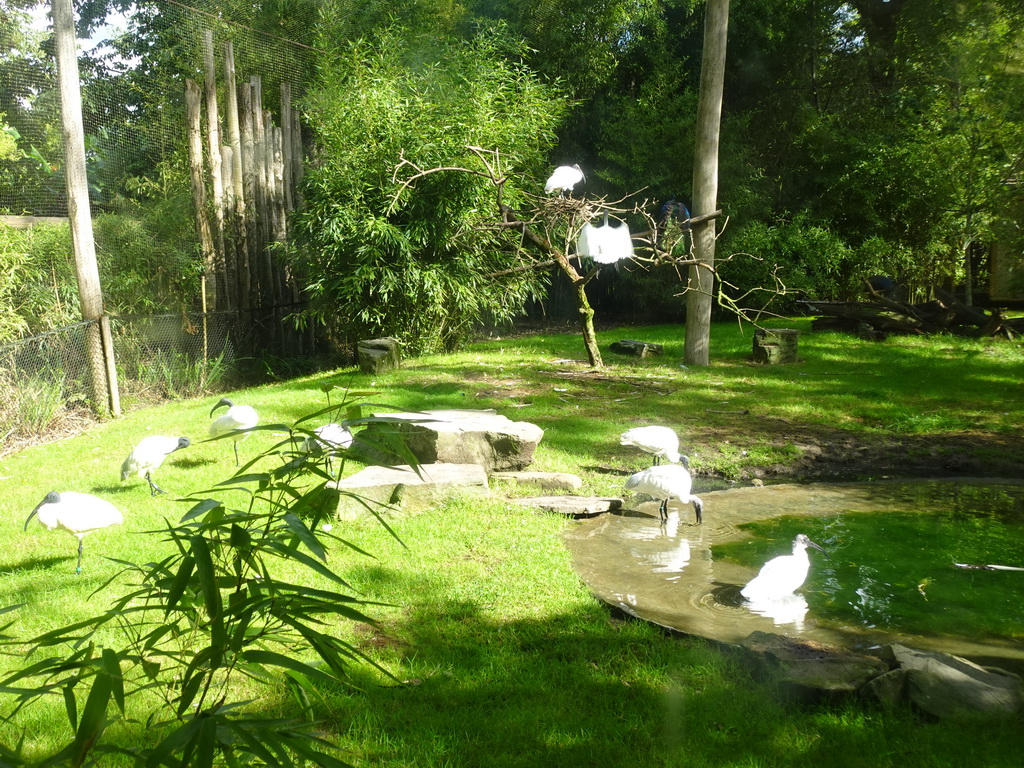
[0,306,313,455]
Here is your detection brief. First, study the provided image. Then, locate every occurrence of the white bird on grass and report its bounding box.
[620,426,684,465]
[302,423,354,476]
[24,491,124,573]
[741,534,828,600]
[624,464,703,525]
[121,435,190,495]
[209,398,259,466]
[544,164,585,196]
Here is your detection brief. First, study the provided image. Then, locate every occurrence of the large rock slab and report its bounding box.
[354,409,544,472]
[738,631,887,701]
[331,463,488,519]
[862,644,1024,719]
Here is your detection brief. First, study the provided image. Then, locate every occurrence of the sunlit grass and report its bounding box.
[0,320,1021,764]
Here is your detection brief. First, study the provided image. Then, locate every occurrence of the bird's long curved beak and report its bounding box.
[23,506,40,532]
[210,398,231,417]
[808,538,829,557]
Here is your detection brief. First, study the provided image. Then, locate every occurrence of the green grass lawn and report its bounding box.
[0,320,1022,765]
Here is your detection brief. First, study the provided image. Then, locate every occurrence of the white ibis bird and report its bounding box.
[577,215,634,264]
[121,435,190,495]
[741,534,828,600]
[620,426,683,465]
[624,464,703,525]
[302,423,354,476]
[544,164,585,196]
[24,491,124,573]
[209,397,259,466]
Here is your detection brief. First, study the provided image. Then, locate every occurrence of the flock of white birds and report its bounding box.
[23,396,356,574]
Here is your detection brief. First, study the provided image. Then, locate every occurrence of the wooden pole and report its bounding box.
[223,40,246,313]
[281,82,293,212]
[185,79,218,313]
[202,31,227,310]
[685,0,729,367]
[239,82,255,315]
[52,0,118,414]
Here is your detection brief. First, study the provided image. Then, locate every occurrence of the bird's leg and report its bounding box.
[659,499,668,522]
[146,473,166,496]
[75,539,84,574]
[692,499,704,525]
[233,441,240,467]
[653,456,661,466]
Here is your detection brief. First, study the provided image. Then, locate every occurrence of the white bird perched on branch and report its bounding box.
[209,397,259,466]
[741,534,828,600]
[624,464,703,525]
[121,435,190,495]
[24,491,124,573]
[544,163,585,196]
[302,423,354,476]
[620,426,684,465]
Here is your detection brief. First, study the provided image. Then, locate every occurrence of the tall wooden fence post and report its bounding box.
[52,0,119,415]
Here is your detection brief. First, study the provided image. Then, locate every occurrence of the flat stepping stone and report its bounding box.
[491,471,583,492]
[354,409,543,472]
[331,463,488,519]
[509,495,622,518]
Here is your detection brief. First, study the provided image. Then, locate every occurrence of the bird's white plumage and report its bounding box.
[121,435,190,494]
[210,398,259,465]
[306,423,353,452]
[544,164,585,195]
[741,534,826,600]
[620,426,682,465]
[577,220,635,264]
[25,491,124,572]
[624,464,703,524]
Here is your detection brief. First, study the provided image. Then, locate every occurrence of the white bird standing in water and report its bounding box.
[544,164,585,196]
[121,435,190,495]
[209,398,259,466]
[620,426,683,465]
[303,423,353,476]
[24,491,124,573]
[624,464,703,525]
[741,534,828,600]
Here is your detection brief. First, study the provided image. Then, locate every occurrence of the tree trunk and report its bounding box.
[685,0,729,367]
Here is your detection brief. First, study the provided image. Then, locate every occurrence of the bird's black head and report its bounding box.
[210,398,234,417]
[25,491,60,530]
[176,437,191,451]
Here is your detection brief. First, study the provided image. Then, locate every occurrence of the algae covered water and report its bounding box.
[713,482,1024,643]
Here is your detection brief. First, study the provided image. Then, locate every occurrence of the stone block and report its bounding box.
[353,409,543,472]
[358,337,401,374]
[752,328,800,364]
[331,463,489,519]
[610,339,664,358]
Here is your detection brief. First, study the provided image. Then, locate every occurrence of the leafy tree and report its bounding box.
[294,22,567,353]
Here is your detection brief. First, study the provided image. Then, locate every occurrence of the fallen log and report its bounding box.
[804,290,1024,339]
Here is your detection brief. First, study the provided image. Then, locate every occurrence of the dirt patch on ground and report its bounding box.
[697,421,1024,483]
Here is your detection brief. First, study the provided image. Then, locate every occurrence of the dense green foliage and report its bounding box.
[1,0,1022,350]
[0,202,199,343]
[294,20,566,353]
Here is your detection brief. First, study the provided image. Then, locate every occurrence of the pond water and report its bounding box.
[563,479,1024,670]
